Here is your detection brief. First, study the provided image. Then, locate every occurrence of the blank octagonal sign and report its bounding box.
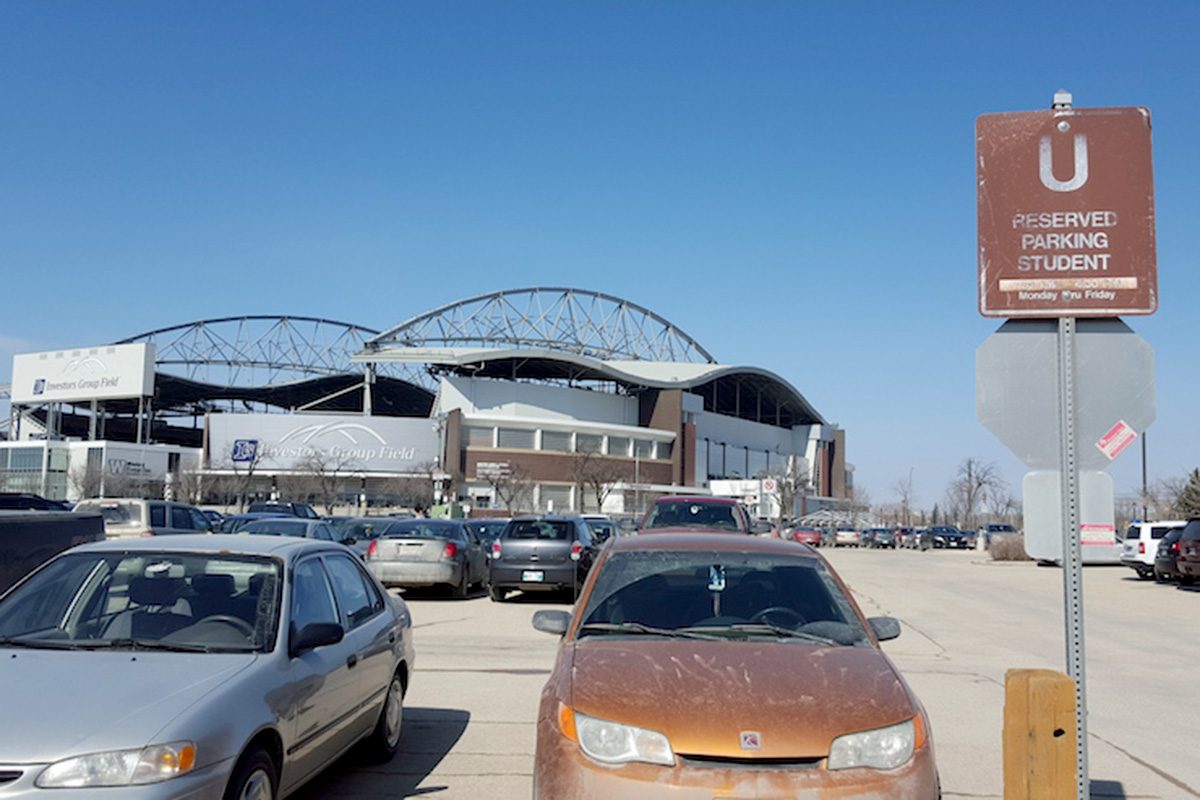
[976,319,1154,470]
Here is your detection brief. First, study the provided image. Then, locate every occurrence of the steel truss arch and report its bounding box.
[118,315,430,388]
[364,287,716,364]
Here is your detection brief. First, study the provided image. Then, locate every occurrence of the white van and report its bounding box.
[1120,520,1187,579]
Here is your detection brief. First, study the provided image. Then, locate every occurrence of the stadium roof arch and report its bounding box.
[116,316,434,418]
[357,288,825,428]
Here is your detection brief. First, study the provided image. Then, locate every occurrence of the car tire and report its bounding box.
[1181,575,1196,586]
[223,747,277,800]
[1154,569,1167,584]
[488,584,508,602]
[362,672,405,763]
[1137,568,1154,581]
[453,574,470,599]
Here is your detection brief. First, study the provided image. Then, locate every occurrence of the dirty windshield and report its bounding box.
[642,501,742,532]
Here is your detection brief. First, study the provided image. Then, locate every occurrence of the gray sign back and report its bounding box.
[976,319,1154,470]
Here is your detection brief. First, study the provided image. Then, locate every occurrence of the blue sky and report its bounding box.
[2,2,1197,508]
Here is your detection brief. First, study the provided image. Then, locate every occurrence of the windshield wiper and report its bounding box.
[701,623,855,646]
[578,622,725,641]
[88,638,219,653]
[0,637,90,650]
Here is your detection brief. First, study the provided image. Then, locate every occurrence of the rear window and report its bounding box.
[506,520,573,541]
[1150,526,1176,539]
[242,519,310,538]
[383,521,464,541]
[1124,526,1142,540]
[75,501,142,526]
[643,501,742,532]
[1181,521,1200,542]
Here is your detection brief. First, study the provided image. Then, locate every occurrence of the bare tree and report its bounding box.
[762,457,810,531]
[171,465,207,505]
[841,484,872,527]
[946,458,1005,531]
[68,463,104,500]
[892,473,915,526]
[295,451,360,515]
[384,475,435,513]
[477,462,534,514]
[571,451,623,513]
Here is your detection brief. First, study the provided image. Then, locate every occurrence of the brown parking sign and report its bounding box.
[977,106,1156,317]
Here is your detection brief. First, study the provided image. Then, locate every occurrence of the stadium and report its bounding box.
[1,287,849,516]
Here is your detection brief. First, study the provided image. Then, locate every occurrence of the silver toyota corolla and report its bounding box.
[0,534,416,799]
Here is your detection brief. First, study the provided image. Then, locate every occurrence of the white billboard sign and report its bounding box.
[11,344,156,404]
[206,413,439,474]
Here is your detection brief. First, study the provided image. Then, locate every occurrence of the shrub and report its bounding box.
[989,535,1031,561]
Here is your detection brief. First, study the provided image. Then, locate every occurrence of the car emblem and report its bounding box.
[739,731,762,750]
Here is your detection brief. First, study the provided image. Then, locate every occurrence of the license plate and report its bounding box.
[522,570,544,582]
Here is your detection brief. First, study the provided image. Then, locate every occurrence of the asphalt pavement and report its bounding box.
[293,548,1198,799]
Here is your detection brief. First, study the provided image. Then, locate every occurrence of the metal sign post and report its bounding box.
[1056,316,1088,798]
[978,90,1158,800]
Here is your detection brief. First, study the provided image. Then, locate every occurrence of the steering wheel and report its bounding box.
[750,606,807,627]
[197,614,256,637]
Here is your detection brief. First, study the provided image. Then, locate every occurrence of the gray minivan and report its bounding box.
[71,498,212,538]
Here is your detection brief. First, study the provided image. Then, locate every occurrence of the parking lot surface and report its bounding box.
[295,548,1198,799]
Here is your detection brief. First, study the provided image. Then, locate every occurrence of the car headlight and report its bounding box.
[827,719,916,770]
[36,741,196,788]
[568,708,675,766]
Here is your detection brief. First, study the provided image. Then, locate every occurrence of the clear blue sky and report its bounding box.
[2,2,1197,508]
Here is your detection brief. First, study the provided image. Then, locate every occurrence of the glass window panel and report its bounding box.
[541,431,572,452]
[633,440,654,459]
[463,426,494,447]
[607,437,630,457]
[576,434,603,453]
[497,428,535,449]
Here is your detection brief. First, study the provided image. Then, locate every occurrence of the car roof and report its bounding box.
[66,533,339,558]
[654,495,738,506]
[387,518,461,527]
[608,532,819,557]
[510,515,583,522]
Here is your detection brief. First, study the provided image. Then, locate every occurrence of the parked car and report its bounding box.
[72,498,213,538]
[465,518,510,550]
[907,527,934,550]
[929,525,968,549]
[246,500,320,519]
[979,523,1017,548]
[0,492,72,511]
[787,526,822,546]
[214,511,291,533]
[489,516,598,601]
[331,516,395,556]
[1173,518,1200,584]
[0,534,414,799]
[530,533,937,797]
[894,526,914,547]
[1153,529,1189,584]
[639,496,752,535]
[365,518,488,598]
[834,527,861,547]
[582,515,620,544]
[869,528,897,549]
[1120,521,1186,580]
[239,517,347,544]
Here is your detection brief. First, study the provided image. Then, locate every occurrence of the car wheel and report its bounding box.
[223,748,276,800]
[454,574,470,600]
[1154,569,1167,584]
[363,672,405,762]
[488,584,507,602]
[1138,568,1154,581]
[1181,575,1196,586]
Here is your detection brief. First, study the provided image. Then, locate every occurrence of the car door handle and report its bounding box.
[346,654,358,669]
[388,633,395,644]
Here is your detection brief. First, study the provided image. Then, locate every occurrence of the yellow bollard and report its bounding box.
[1003,669,1077,799]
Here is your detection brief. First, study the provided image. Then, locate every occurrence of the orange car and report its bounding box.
[531,533,938,798]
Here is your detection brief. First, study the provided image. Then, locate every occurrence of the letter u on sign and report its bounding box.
[1039,134,1088,193]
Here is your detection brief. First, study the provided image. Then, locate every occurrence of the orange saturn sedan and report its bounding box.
[530,533,938,799]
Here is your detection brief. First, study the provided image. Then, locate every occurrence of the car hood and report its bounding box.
[569,639,914,759]
[0,649,257,763]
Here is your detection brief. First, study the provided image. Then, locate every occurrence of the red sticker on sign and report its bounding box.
[1096,420,1137,460]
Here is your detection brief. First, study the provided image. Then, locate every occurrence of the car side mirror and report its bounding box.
[341,536,357,546]
[290,622,345,656]
[868,616,902,642]
[532,609,571,637]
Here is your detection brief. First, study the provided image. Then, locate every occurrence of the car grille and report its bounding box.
[677,754,823,770]
[0,770,23,785]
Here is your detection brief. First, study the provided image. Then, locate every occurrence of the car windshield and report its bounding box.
[506,520,573,540]
[384,521,462,540]
[0,551,282,653]
[242,519,310,537]
[642,501,741,532]
[466,521,507,540]
[578,551,867,647]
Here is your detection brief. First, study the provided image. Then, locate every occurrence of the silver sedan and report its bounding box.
[0,534,415,799]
